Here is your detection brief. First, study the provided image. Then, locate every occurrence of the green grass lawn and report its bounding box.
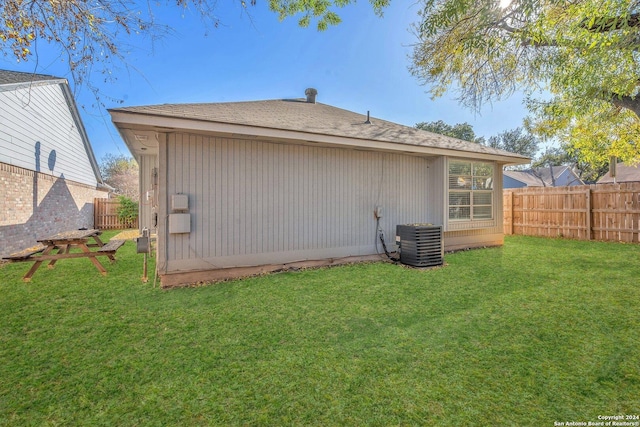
[1,234,639,426]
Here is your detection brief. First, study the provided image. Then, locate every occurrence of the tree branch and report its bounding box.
[609,93,640,117]
[493,21,558,47]
[582,12,640,32]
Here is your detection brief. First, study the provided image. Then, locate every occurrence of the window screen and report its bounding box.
[448,161,494,221]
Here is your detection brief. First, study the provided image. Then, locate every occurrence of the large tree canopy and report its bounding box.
[533,146,609,182]
[1,0,227,99]
[100,154,139,200]
[486,127,539,160]
[415,120,485,143]
[410,0,640,164]
[269,0,389,29]
[6,0,638,166]
[0,0,388,80]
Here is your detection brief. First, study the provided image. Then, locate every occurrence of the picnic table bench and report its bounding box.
[3,229,126,282]
[4,244,48,260]
[98,239,126,254]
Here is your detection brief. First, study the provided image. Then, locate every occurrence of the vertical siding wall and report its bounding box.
[162,134,438,271]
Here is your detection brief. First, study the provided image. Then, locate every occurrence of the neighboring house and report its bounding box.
[0,69,108,257]
[109,89,529,287]
[597,162,640,184]
[504,166,584,188]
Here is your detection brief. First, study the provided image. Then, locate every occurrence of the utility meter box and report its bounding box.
[136,228,151,253]
[171,194,189,211]
[169,213,191,234]
[136,235,150,253]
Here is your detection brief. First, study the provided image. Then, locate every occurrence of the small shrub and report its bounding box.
[116,195,138,228]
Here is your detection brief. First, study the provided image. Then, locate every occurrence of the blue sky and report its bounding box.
[1,0,532,162]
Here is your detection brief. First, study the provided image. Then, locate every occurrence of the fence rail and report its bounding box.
[503,182,640,243]
[94,198,138,230]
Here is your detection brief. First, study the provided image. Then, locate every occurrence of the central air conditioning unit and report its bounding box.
[395,224,443,267]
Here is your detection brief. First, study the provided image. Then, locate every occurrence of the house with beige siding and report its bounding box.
[109,89,528,287]
[0,69,108,257]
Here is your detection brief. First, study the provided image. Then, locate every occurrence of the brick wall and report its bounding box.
[0,162,108,257]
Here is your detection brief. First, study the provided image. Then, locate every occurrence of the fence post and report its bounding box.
[94,197,137,230]
[507,191,514,235]
[585,186,592,240]
[94,198,99,230]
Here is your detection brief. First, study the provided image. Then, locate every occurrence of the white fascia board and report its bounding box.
[0,78,67,93]
[109,111,531,165]
[60,82,105,185]
[1,76,106,186]
[112,126,138,159]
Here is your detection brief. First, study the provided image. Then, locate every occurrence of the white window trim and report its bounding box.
[446,158,497,230]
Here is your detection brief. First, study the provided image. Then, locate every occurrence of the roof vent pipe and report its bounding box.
[365,111,372,124]
[305,88,317,103]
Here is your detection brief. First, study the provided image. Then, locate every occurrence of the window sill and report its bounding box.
[447,219,497,231]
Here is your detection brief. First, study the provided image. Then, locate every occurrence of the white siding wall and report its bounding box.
[0,83,97,186]
[161,133,440,272]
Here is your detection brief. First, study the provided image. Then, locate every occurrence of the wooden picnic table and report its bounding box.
[3,229,125,282]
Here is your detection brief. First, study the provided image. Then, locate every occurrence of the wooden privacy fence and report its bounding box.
[504,182,640,243]
[94,198,138,230]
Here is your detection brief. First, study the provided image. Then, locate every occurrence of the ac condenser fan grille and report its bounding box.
[396,224,443,267]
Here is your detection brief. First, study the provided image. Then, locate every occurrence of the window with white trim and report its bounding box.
[448,161,494,221]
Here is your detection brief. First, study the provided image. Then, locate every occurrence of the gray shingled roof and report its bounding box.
[111,99,529,160]
[598,162,640,183]
[504,166,584,187]
[534,165,570,184]
[504,169,547,187]
[0,69,60,86]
